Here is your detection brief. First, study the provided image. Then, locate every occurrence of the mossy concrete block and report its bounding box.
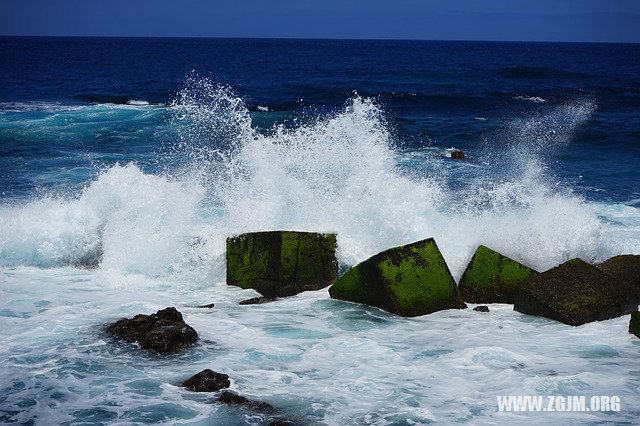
[226,231,338,297]
[458,245,538,303]
[597,255,640,297]
[629,312,640,338]
[514,258,639,326]
[329,238,467,317]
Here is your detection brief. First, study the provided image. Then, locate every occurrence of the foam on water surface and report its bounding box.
[1,77,639,424]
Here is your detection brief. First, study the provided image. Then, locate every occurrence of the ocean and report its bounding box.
[1,37,639,424]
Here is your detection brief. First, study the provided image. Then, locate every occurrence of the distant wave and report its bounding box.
[513,95,547,103]
[75,93,159,106]
[497,66,590,79]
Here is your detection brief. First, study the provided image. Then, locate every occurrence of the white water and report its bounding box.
[1,78,639,424]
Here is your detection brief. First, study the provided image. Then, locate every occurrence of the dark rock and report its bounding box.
[597,255,640,296]
[181,369,230,392]
[239,296,277,305]
[217,391,274,411]
[630,312,640,338]
[329,238,467,317]
[473,305,490,312]
[195,303,215,309]
[458,245,538,303]
[106,307,197,353]
[227,231,338,297]
[514,259,639,326]
[450,150,465,159]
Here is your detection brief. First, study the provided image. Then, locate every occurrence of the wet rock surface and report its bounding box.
[630,312,640,338]
[106,307,198,353]
[458,245,537,303]
[227,231,338,297]
[514,259,639,326]
[195,303,215,309]
[181,369,230,392]
[329,238,466,317]
[216,391,274,411]
[473,305,490,312]
[239,296,277,305]
[597,254,640,296]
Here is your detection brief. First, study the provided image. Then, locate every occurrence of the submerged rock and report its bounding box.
[106,307,197,353]
[226,231,338,297]
[514,259,639,326]
[181,369,230,392]
[329,238,466,317]
[450,150,465,159]
[629,312,640,338]
[217,391,274,411]
[195,303,215,309]
[473,305,490,312]
[239,296,277,305]
[597,255,640,296]
[458,245,538,303]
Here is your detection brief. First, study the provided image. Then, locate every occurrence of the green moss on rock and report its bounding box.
[629,312,640,338]
[226,231,338,297]
[329,238,466,317]
[458,245,538,303]
[514,258,639,326]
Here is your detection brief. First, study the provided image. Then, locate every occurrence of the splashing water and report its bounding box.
[0,78,635,284]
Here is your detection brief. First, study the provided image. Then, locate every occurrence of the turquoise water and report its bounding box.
[1,38,640,424]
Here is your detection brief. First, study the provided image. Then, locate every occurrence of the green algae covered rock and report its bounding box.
[226,231,338,297]
[514,258,639,326]
[458,245,538,303]
[629,312,640,338]
[329,238,466,317]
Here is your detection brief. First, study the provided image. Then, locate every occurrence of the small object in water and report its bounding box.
[217,391,274,411]
[239,296,277,305]
[473,305,490,312]
[196,303,215,309]
[181,369,230,392]
[450,150,465,159]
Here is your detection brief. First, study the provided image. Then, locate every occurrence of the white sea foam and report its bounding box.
[0,79,636,283]
[126,99,151,106]
[514,95,547,103]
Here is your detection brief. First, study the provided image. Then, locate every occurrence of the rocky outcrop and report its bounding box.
[329,238,466,317]
[450,150,465,159]
[181,369,230,392]
[195,303,215,309]
[514,259,639,326]
[227,231,338,297]
[473,305,490,312]
[629,312,640,338]
[458,245,538,303]
[597,255,640,296]
[106,307,198,353]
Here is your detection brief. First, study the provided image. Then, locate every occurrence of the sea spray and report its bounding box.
[0,79,630,282]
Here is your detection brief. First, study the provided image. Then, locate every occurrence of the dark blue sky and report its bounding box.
[1,0,639,42]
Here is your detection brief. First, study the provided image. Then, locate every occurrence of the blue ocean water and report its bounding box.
[1,37,639,424]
